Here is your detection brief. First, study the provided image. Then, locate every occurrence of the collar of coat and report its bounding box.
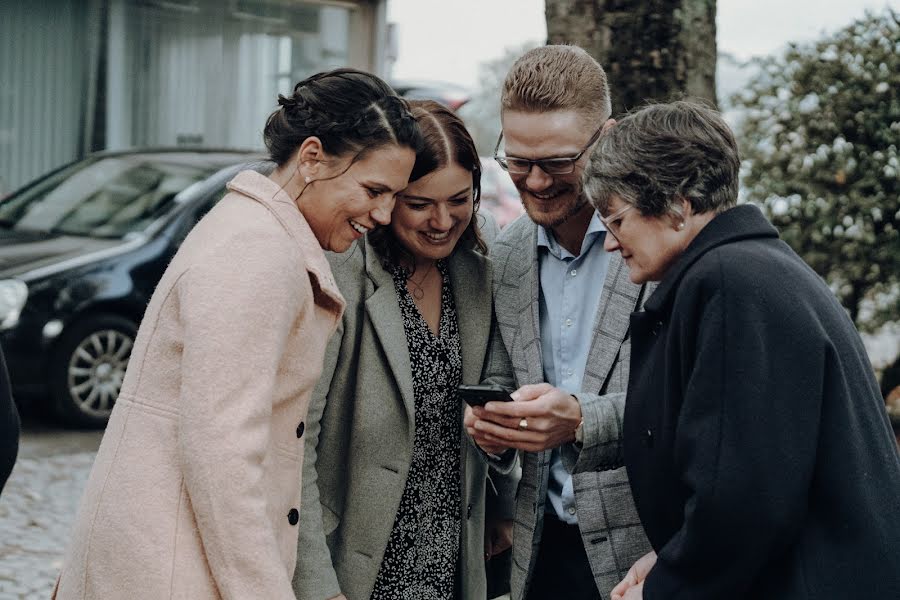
[227,170,345,314]
[360,232,493,388]
[644,204,779,317]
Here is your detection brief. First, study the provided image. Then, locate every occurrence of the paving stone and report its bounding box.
[0,427,100,600]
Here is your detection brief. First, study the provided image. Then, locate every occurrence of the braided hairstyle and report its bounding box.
[263,68,422,168]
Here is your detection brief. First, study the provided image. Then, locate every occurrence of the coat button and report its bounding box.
[296,422,305,438]
[287,508,299,525]
[467,503,473,519]
[642,428,654,448]
[651,320,663,336]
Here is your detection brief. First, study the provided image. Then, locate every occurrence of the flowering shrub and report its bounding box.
[734,10,899,330]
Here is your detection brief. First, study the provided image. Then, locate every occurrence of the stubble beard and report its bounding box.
[522,191,590,229]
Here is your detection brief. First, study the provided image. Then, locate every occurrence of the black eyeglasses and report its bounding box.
[493,126,603,175]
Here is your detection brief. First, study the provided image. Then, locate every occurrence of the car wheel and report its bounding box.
[49,314,137,428]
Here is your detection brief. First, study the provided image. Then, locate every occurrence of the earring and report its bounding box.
[677,221,686,230]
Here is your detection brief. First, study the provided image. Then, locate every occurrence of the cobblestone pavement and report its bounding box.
[0,415,103,599]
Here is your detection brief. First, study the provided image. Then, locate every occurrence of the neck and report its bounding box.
[400,255,437,279]
[550,203,595,256]
[268,163,305,210]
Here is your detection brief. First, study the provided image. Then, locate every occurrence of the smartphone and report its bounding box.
[458,384,514,407]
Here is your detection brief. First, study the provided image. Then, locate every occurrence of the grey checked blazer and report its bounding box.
[482,215,652,599]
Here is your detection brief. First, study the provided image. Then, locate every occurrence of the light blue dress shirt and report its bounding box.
[537,212,610,524]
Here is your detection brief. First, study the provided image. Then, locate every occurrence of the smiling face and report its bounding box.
[602,195,687,284]
[302,143,416,253]
[390,162,474,266]
[499,109,596,229]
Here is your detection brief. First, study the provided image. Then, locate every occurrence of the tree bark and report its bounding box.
[544,0,717,116]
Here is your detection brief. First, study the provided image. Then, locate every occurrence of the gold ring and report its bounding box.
[518,417,528,430]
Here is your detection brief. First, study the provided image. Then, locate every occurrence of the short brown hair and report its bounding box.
[501,45,611,122]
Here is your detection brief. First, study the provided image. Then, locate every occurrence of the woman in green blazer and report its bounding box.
[293,100,516,600]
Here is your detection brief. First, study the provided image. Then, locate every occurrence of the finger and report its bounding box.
[463,405,476,426]
[470,431,510,454]
[484,399,551,418]
[474,419,545,443]
[473,412,529,430]
[478,427,560,453]
[473,409,524,428]
[511,382,554,401]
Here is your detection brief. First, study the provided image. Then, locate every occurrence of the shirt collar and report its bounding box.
[537,211,607,260]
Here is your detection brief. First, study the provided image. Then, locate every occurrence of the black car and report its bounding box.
[0,149,266,427]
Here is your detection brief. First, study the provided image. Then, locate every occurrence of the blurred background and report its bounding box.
[0,0,898,596]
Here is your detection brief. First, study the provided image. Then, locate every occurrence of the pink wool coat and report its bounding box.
[54,171,345,599]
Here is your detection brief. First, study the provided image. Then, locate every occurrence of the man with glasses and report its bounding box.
[466,45,652,599]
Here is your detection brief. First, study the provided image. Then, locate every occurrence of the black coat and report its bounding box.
[0,342,19,493]
[625,205,900,599]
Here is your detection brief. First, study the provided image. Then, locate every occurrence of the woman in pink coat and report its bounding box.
[54,69,422,600]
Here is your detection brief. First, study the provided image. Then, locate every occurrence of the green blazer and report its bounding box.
[293,216,515,600]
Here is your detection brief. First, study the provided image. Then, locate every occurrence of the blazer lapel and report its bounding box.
[581,251,642,393]
[507,225,544,385]
[362,240,416,421]
[448,249,492,385]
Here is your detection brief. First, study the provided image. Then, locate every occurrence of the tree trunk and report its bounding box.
[544,0,717,116]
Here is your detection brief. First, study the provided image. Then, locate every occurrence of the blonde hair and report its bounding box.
[501,45,612,122]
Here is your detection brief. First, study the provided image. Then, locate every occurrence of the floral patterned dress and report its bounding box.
[370,261,462,600]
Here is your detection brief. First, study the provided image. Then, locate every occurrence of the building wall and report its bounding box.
[0,0,103,195]
[0,0,384,194]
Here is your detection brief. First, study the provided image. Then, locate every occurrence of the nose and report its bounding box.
[371,194,395,226]
[603,231,620,252]
[431,203,452,230]
[524,164,553,192]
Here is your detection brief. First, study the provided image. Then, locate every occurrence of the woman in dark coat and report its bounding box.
[581,100,900,600]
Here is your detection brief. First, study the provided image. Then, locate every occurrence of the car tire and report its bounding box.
[48,314,137,429]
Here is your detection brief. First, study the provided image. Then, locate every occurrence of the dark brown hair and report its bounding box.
[263,68,422,167]
[369,100,487,271]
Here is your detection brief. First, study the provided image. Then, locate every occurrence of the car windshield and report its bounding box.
[0,156,215,238]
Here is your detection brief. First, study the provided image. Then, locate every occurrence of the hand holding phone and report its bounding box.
[458,384,514,407]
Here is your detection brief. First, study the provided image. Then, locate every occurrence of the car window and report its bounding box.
[188,160,273,228]
[0,157,213,238]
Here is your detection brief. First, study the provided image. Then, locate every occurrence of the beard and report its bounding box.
[519,184,589,229]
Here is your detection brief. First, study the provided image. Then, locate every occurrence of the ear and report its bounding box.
[601,118,617,134]
[670,196,692,230]
[295,136,325,179]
